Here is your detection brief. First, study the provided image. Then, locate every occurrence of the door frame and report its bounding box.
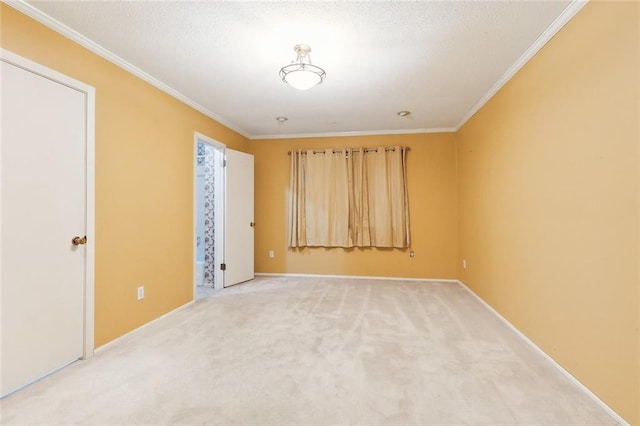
[192,132,225,297]
[1,49,95,359]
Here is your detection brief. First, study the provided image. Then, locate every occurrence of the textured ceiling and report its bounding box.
[23,0,577,139]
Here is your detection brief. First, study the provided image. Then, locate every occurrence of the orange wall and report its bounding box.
[250,133,458,279]
[1,4,250,347]
[457,2,639,423]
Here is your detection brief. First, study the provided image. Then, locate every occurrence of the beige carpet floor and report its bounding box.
[0,276,617,425]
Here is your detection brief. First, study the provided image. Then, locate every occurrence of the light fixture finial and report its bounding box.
[293,44,311,59]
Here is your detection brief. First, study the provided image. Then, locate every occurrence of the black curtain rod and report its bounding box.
[287,147,410,155]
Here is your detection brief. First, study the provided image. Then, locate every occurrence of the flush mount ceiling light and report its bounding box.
[397,110,411,117]
[276,116,288,122]
[279,44,326,91]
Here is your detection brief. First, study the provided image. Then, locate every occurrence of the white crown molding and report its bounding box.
[4,0,252,140]
[454,0,589,131]
[250,127,457,141]
[7,0,587,141]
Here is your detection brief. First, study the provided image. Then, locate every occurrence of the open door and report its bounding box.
[224,149,254,286]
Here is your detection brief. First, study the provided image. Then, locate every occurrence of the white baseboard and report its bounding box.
[91,273,628,424]
[94,300,195,354]
[254,272,459,283]
[456,280,629,426]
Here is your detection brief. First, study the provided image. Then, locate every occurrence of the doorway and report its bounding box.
[193,135,255,298]
[194,133,225,300]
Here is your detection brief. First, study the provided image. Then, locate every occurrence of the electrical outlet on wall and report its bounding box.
[409,250,415,258]
[137,286,144,300]
[462,259,467,269]
[268,250,275,258]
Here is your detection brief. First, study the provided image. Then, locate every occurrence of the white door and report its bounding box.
[1,55,92,397]
[224,149,254,287]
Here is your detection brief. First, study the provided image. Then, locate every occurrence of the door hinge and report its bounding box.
[220,263,226,271]
[223,160,227,167]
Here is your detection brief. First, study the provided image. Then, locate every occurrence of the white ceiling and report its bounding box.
[21,0,581,139]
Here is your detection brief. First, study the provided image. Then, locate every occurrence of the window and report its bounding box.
[288,146,410,248]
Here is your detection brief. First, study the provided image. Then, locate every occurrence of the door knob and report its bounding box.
[250,222,255,227]
[71,235,87,246]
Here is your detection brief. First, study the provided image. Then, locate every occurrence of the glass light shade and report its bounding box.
[279,62,326,91]
[285,70,322,90]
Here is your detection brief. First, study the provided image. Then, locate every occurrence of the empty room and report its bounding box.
[1,0,638,425]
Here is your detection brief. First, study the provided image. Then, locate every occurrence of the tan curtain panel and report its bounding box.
[288,146,410,248]
[288,149,351,247]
